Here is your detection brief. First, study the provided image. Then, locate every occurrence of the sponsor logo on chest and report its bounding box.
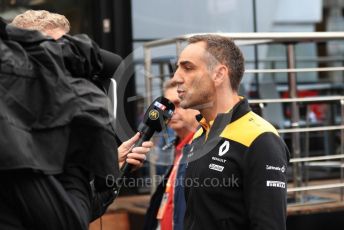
[212,156,227,163]
[209,163,224,172]
[266,180,285,188]
[209,141,230,171]
[218,140,230,156]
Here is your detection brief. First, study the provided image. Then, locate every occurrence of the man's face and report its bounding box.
[164,86,199,133]
[172,41,216,110]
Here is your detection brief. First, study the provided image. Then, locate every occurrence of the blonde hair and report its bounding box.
[11,10,70,34]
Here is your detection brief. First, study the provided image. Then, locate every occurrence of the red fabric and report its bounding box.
[159,132,194,230]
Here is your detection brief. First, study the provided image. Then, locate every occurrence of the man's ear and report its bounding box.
[213,65,229,87]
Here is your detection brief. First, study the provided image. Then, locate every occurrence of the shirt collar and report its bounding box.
[195,97,251,131]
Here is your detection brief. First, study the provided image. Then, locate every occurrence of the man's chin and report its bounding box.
[180,100,190,110]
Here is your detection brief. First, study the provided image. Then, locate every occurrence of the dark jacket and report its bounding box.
[144,146,189,230]
[0,19,119,185]
[184,98,290,230]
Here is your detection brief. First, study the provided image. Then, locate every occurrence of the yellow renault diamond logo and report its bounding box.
[149,109,159,120]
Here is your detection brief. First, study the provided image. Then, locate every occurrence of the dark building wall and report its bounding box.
[91,0,137,134]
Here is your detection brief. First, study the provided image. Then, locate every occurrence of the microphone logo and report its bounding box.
[148,109,160,120]
[154,101,167,111]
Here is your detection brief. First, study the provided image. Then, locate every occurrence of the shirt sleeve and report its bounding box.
[243,132,290,230]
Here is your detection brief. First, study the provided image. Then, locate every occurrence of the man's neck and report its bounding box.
[200,91,240,124]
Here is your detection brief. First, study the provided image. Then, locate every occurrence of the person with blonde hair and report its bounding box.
[11,10,70,39]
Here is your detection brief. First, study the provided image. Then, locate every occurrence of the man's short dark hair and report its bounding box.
[188,34,245,92]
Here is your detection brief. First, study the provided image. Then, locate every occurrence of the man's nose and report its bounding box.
[171,68,182,84]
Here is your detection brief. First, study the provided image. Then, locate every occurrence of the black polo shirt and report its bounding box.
[184,98,290,230]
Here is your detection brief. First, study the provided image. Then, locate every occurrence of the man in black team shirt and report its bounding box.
[171,34,290,230]
[0,10,152,230]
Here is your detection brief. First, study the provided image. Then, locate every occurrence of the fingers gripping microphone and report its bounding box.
[119,96,175,181]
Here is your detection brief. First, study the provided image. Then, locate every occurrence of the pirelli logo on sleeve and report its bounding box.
[266,180,285,188]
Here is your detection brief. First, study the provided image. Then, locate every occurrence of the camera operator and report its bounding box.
[0,10,152,230]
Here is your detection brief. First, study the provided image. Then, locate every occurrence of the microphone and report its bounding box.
[119,96,175,179]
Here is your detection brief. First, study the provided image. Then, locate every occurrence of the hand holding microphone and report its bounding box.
[119,96,175,178]
[117,132,153,169]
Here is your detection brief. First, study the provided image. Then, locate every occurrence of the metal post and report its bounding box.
[286,43,303,202]
[304,105,311,194]
[176,39,183,56]
[159,63,165,95]
[340,99,344,201]
[144,47,153,107]
[144,47,157,194]
[271,60,276,80]
[252,0,260,98]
